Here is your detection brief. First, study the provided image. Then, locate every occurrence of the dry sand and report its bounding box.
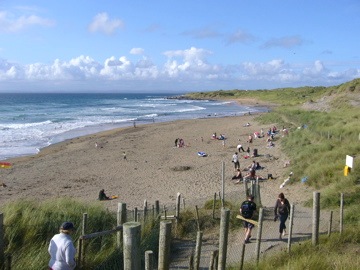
[0,108,313,212]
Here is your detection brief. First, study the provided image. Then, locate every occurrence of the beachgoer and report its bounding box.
[240,195,257,243]
[175,138,179,147]
[256,162,262,170]
[232,152,240,170]
[248,160,257,171]
[246,146,250,155]
[232,169,243,183]
[243,168,256,180]
[99,189,110,200]
[274,193,291,239]
[237,144,245,152]
[48,222,77,270]
[247,134,253,143]
[123,151,127,160]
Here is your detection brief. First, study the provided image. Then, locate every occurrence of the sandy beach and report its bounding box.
[0,110,313,212]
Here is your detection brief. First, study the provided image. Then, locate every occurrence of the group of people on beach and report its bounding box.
[174,138,186,148]
[211,132,226,140]
[240,192,291,244]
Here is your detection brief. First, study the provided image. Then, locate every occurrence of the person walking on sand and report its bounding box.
[274,193,291,239]
[48,222,77,270]
[123,151,127,160]
[240,195,257,243]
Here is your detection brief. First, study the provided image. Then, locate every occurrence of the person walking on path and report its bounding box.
[232,152,240,170]
[274,192,291,239]
[48,222,77,270]
[240,195,257,243]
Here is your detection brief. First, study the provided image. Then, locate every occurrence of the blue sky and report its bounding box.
[0,0,359,93]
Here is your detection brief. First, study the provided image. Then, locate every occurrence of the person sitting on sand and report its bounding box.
[243,168,256,181]
[98,189,111,200]
[232,169,242,180]
[243,169,265,181]
[256,162,262,170]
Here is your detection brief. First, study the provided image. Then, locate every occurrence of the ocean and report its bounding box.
[0,93,267,160]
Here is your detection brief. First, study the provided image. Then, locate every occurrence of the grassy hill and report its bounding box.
[186,79,360,212]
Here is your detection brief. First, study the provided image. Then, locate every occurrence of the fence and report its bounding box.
[0,184,345,270]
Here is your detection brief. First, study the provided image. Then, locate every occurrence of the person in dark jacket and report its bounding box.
[98,189,110,200]
[274,192,290,239]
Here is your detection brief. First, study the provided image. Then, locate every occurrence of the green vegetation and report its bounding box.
[1,198,159,269]
[234,227,360,270]
[187,79,360,224]
[187,78,360,269]
[1,79,359,269]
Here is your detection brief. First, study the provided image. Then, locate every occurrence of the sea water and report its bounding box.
[0,93,267,160]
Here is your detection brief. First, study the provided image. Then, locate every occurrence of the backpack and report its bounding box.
[241,200,255,219]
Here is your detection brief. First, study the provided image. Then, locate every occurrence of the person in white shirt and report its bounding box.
[232,152,240,170]
[48,222,77,270]
[237,144,245,152]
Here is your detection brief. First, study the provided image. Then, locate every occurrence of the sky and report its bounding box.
[0,0,359,93]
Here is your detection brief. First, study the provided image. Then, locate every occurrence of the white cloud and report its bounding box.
[0,47,358,92]
[0,11,54,32]
[303,60,326,77]
[88,12,124,35]
[130,48,145,55]
[243,59,286,75]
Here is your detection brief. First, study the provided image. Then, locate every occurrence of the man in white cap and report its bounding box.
[48,221,76,270]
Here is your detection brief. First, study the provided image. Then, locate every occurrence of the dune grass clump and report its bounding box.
[2,198,133,269]
[232,228,360,270]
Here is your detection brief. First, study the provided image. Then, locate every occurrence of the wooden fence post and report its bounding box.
[340,193,344,234]
[218,208,230,270]
[239,243,246,270]
[194,231,203,270]
[158,221,172,270]
[312,192,320,246]
[244,180,249,197]
[176,193,181,221]
[0,213,4,270]
[189,253,194,270]
[117,203,127,248]
[209,250,218,270]
[143,200,148,223]
[134,208,138,222]
[328,210,333,237]
[212,193,217,219]
[80,213,88,268]
[195,206,200,232]
[145,250,154,270]
[123,222,141,270]
[221,161,225,207]
[255,208,264,263]
[287,204,295,253]
[155,200,160,218]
